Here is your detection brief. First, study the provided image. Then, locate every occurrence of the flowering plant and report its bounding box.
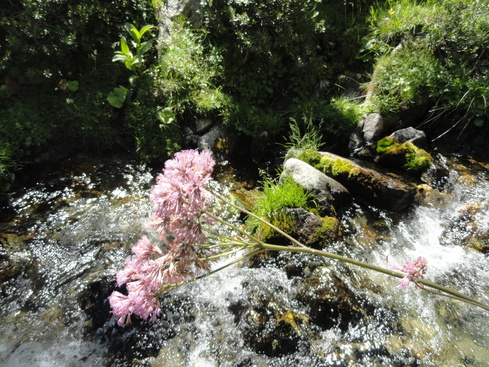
[109,149,489,326]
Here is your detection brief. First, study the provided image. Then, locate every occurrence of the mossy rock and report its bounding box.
[319,154,361,178]
[295,151,416,212]
[375,137,433,173]
[311,216,342,248]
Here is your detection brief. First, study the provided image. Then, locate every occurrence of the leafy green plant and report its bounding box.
[109,23,155,108]
[156,18,232,122]
[363,0,489,130]
[113,23,155,76]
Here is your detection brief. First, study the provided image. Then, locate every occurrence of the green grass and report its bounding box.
[247,175,314,239]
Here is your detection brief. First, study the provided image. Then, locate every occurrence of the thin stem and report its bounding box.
[198,246,248,261]
[211,190,307,248]
[259,242,489,312]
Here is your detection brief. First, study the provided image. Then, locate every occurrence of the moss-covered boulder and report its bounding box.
[375,137,433,173]
[293,150,416,212]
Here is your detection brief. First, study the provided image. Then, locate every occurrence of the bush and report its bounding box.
[0,0,156,167]
[363,0,489,129]
[201,0,375,135]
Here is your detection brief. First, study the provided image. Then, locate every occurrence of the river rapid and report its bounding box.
[0,151,488,366]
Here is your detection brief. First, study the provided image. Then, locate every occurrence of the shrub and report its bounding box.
[0,0,156,166]
[363,0,489,129]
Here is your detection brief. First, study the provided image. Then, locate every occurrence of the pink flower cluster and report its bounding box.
[109,149,216,326]
[394,256,428,290]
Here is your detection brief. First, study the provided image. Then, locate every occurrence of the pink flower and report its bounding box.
[108,291,133,326]
[131,235,163,260]
[109,150,217,326]
[393,256,428,290]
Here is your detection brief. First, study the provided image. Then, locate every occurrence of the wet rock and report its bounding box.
[279,208,342,248]
[296,266,377,332]
[349,113,385,158]
[229,285,310,357]
[415,184,449,208]
[197,124,239,162]
[440,202,489,253]
[195,118,214,134]
[294,151,417,212]
[282,158,351,214]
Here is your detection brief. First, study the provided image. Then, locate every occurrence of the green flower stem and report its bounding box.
[258,242,489,312]
[211,191,307,248]
[209,188,489,312]
[198,245,248,261]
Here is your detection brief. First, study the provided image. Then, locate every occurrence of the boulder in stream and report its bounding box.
[282,158,351,214]
[349,113,385,159]
[291,150,417,212]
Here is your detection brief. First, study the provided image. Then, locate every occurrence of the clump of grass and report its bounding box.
[285,114,324,152]
[247,174,314,239]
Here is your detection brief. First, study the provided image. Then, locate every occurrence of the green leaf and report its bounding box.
[474,118,485,127]
[66,80,79,92]
[139,25,155,38]
[112,53,129,62]
[125,23,140,42]
[140,40,153,55]
[157,107,176,125]
[120,37,130,54]
[129,75,139,86]
[107,86,128,108]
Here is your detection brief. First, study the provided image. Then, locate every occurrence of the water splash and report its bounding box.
[1,155,488,366]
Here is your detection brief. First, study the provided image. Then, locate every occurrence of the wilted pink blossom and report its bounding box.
[109,150,217,326]
[393,256,428,290]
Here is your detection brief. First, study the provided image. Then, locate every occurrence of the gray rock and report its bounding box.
[157,0,202,53]
[197,124,238,161]
[282,158,351,214]
[195,118,214,134]
[388,126,427,149]
[349,113,385,157]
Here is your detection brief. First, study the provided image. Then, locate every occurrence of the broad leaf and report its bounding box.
[107,86,128,108]
[125,23,140,42]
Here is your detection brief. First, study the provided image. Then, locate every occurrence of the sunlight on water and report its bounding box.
[0,160,154,366]
[1,156,488,366]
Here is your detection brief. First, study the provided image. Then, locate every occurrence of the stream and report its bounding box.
[0,152,488,366]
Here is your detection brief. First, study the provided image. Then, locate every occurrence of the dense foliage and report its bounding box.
[362,0,489,131]
[0,0,156,190]
[2,0,489,193]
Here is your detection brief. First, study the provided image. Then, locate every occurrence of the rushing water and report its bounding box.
[0,153,488,366]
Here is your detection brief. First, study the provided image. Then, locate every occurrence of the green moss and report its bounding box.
[404,142,433,171]
[375,137,399,154]
[375,138,433,172]
[319,155,359,177]
[311,216,341,247]
[296,149,322,169]
[259,211,297,241]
